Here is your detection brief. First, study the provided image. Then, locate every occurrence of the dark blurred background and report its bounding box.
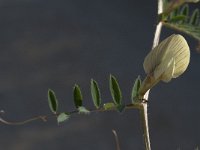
[0,0,200,150]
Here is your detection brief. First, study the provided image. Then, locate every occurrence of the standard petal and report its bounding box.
[171,35,190,78]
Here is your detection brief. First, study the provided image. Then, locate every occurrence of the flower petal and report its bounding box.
[143,34,190,79]
[143,34,176,75]
[171,35,190,78]
[161,58,175,82]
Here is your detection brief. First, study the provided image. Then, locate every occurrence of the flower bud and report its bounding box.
[139,34,190,96]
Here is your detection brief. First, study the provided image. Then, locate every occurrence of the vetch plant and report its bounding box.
[0,0,200,150]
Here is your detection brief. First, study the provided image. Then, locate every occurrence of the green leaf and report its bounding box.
[190,9,200,26]
[116,104,125,113]
[103,102,115,110]
[78,106,90,114]
[163,22,200,41]
[109,75,122,106]
[90,79,101,109]
[181,4,189,16]
[73,84,83,108]
[48,89,58,114]
[57,113,70,124]
[169,15,186,22]
[174,7,180,16]
[131,76,142,104]
[180,4,189,22]
[168,7,181,22]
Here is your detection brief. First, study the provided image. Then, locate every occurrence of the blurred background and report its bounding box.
[0,0,200,150]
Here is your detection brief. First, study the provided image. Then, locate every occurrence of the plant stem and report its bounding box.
[140,0,163,150]
[140,103,151,150]
[0,103,142,125]
[112,130,121,150]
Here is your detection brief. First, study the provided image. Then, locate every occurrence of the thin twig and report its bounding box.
[0,103,142,125]
[0,115,48,125]
[112,129,121,150]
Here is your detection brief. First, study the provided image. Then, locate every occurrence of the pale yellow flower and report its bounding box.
[139,34,190,97]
